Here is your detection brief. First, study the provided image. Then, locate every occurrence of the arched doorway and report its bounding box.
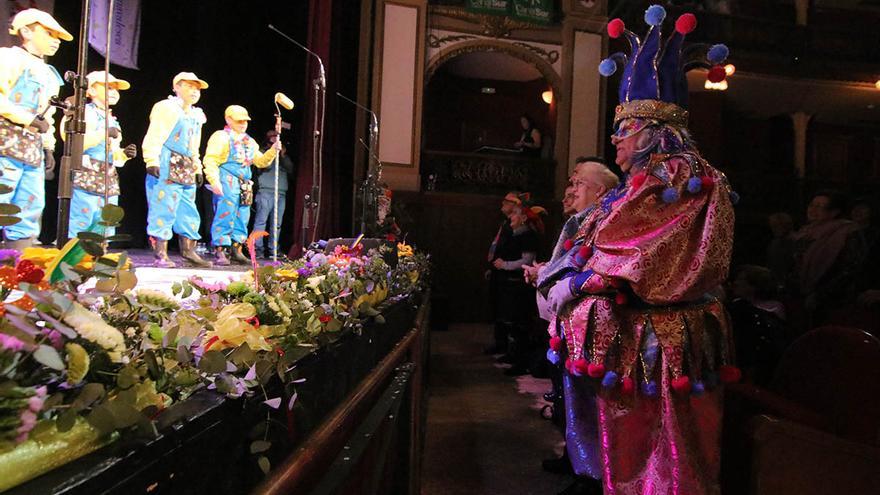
[420,42,560,197]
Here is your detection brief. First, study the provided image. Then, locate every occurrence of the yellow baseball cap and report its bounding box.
[172,72,209,89]
[224,105,251,121]
[9,9,73,41]
[86,71,131,90]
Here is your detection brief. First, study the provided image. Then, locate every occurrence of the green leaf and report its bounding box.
[80,239,105,257]
[72,383,106,411]
[171,282,182,296]
[255,359,275,385]
[101,204,125,224]
[229,343,256,366]
[117,366,140,389]
[33,345,65,370]
[163,325,180,348]
[144,350,162,380]
[257,456,271,475]
[105,400,142,429]
[199,350,227,374]
[116,253,128,269]
[0,184,13,194]
[117,387,138,405]
[0,203,21,215]
[107,234,133,242]
[0,215,21,226]
[77,231,105,242]
[56,409,78,432]
[250,440,271,454]
[176,344,192,364]
[182,283,193,299]
[374,314,386,325]
[86,404,116,434]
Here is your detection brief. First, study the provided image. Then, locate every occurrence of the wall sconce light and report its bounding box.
[704,79,728,91]
[724,64,736,76]
[875,79,880,90]
[542,90,553,104]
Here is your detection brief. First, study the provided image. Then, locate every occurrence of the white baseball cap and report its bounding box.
[9,9,73,41]
[172,72,209,89]
[86,71,131,90]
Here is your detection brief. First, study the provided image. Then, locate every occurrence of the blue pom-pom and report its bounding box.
[704,373,718,389]
[692,380,706,395]
[546,349,561,365]
[644,5,666,26]
[662,187,680,203]
[707,44,729,64]
[729,190,740,205]
[687,177,702,194]
[598,58,617,77]
[601,371,620,389]
[641,380,659,397]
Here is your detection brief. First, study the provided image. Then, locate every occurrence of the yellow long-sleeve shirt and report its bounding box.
[0,46,63,151]
[141,97,205,171]
[60,103,130,167]
[202,130,278,190]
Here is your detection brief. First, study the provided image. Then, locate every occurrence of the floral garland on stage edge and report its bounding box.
[0,205,430,489]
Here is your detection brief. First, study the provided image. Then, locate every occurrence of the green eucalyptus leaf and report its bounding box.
[101,204,125,224]
[117,366,140,389]
[250,440,271,454]
[80,239,105,257]
[56,409,78,432]
[199,350,227,374]
[33,345,65,370]
[71,383,106,411]
[0,215,21,226]
[77,232,104,242]
[0,203,21,215]
[86,404,116,434]
[257,456,271,475]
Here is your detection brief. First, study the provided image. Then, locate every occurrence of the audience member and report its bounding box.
[728,265,787,385]
[485,191,522,355]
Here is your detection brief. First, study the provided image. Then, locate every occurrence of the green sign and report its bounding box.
[466,0,553,24]
[510,0,553,24]
[466,0,510,15]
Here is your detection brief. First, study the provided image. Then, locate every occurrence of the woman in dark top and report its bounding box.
[492,203,542,375]
[515,114,542,156]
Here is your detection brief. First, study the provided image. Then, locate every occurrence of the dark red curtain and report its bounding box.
[287,0,360,256]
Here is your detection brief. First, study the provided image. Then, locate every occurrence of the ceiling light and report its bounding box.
[481,87,496,94]
[724,64,736,76]
[542,90,553,104]
[875,80,880,90]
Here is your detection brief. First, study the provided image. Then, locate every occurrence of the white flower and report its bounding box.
[63,302,127,363]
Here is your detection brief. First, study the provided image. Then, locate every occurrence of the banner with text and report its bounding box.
[466,0,510,16]
[89,0,142,69]
[510,0,553,24]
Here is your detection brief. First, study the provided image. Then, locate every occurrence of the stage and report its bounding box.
[83,249,257,295]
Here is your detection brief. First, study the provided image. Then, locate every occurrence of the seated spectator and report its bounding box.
[728,265,788,385]
[790,190,866,327]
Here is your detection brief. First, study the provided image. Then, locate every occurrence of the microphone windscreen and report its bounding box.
[275,92,294,110]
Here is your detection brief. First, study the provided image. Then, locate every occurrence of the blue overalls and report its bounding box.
[145,110,203,241]
[211,131,254,247]
[0,68,56,241]
[69,104,121,238]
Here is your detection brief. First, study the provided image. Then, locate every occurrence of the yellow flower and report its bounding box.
[202,303,272,352]
[20,247,59,268]
[274,269,299,281]
[65,343,90,385]
[397,242,413,258]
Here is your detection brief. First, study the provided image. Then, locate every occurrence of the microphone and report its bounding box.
[268,24,326,88]
[274,92,295,110]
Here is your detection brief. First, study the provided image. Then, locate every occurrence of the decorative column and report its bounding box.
[790,111,812,179]
[794,0,809,26]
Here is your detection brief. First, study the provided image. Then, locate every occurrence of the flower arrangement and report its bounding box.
[0,205,430,488]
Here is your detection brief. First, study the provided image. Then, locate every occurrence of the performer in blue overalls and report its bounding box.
[0,9,71,249]
[141,72,212,268]
[64,71,137,239]
[203,105,279,265]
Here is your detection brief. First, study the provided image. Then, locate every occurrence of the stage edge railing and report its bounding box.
[253,295,431,495]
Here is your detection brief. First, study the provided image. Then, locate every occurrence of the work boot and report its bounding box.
[149,236,176,268]
[179,237,212,268]
[230,242,250,264]
[214,246,230,266]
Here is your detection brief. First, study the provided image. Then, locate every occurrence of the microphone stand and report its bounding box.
[268,24,326,248]
[336,93,380,236]
[272,101,282,263]
[57,0,92,246]
[101,0,115,244]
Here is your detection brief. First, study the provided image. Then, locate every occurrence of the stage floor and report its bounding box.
[85,249,261,295]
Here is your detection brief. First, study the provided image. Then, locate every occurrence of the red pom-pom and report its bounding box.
[563,239,574,251]
[577,245,592,259]
[621,376,635,394]
[549,336,564,352]
[719,365,742,383]
[707,65,726,83]
[587,362,605,378]
[700,176,715,189]
[675,13,697,35]
[614,292,628,306]
[630,172,648,190]
[607,18,625,39]
[565,358,576,374]
[574,358,591,375]
[672,376,692,395]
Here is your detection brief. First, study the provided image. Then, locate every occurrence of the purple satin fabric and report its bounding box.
[563,371,603,480]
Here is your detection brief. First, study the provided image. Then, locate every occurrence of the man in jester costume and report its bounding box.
[0,9,71,249]
[63,71,137,239]
[142,72,212,268]
[203,105,278,265]
[542,6,739,495]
